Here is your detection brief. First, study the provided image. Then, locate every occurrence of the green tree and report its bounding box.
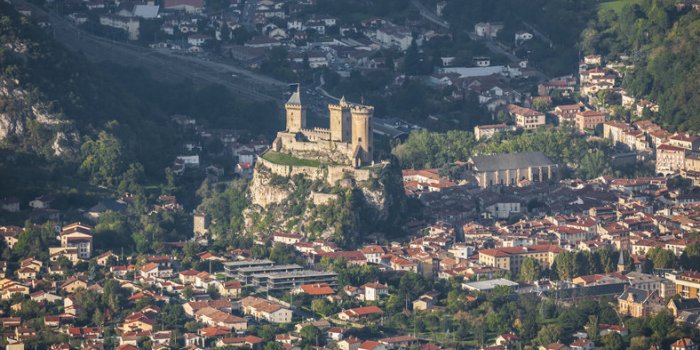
[602,332,624,350]
[263,343,284,350]
[585,315,599,342]
[577,150,610,179]
[554,251,577,280]
[647,248,676,269]
[299,326,323,347]
[648,310,674,345]
[519,257,542,282]
[533,97,553,112]
[536,324,562,346]
[630,336,650,350]
[393,129,476,169]
[403,38,421,75]
[79,131,127,187]
[680,242,700,270]
[13,223,57,261]
[311,298,334,317]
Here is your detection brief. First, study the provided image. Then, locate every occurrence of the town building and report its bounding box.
[554,104,584,125]
[59,222,93,259]
[507,104,545,130]
[474,124,512,140]
[575,110,606,132]
[468,152,558,188]
[656,145,686,175]
[99,15,140,40]
[477,245,563,274]
[239,297,292,323]
[668,272,700,299]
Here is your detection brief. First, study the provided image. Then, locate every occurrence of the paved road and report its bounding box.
[521,21,554,48]
[466,31,550,82]
[410,0,449,29]
[25,1,287,102]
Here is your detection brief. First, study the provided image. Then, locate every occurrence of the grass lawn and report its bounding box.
[598,0,644,12]
[262,151,321,167]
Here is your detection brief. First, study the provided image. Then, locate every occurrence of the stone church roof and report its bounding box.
[469,151,555,172]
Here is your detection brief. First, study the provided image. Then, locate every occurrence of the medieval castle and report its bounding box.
[271,87,374,167]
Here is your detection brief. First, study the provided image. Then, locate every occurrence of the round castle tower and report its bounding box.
[351,104,374,165]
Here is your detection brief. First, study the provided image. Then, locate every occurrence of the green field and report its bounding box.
[261,151,321,167]
[598,0,644,12]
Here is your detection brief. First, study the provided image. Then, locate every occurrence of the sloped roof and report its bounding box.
[470,151,555,172]
[286,86,301,105]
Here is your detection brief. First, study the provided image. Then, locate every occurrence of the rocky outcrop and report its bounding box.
[0,112,25,140]
[0,79,79,156]
[249,163,293,208]
[246,156,407,246]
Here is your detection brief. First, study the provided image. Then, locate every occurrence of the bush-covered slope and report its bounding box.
[582,0,700,131]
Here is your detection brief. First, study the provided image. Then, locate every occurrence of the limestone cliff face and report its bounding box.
[249,162,293,208]
[246,156,407,246]
[0,79,80,157]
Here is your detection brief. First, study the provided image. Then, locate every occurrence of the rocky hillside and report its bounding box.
[0,4,83,158]
[245,157,408,247]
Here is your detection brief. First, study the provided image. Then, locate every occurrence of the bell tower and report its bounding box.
[285,85,306,133]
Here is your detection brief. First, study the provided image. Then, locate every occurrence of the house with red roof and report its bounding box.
[360,340,386,350]
[218,281,242,298]
[216,335,263,348]
[570,338,594,350]
[338,306,384,322]
[672,338,697,350]
[293,283,335,297]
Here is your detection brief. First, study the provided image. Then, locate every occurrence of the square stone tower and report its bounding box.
[285,86,306,133]
[329,96,352,142]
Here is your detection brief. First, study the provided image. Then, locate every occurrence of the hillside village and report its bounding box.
[2,50,700,348]
[3,0,700,350]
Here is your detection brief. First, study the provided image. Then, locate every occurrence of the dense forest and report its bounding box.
[581,0,700,131]
[0,2,277,197]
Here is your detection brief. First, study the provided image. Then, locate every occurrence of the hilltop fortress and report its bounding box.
[252,88,390,208]
[248,90,405,241]
[271,87,374,167]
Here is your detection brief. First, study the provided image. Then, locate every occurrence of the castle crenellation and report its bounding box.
[271,86,374,167]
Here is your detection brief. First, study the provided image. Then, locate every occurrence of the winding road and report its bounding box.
[23,1,287,102]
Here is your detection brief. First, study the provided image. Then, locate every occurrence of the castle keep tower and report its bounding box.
[285,87,306,133]
[329,97,352,142]
[351,105,374,165]
[272,88,375,168]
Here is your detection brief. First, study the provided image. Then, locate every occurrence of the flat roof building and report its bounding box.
[253,270,338,291]
[462,278,519,292]
[233,264,305,284]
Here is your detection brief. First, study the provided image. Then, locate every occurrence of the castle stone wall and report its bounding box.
[257,157,374,186]
[302,128,332,142]
[310,192,339,206]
